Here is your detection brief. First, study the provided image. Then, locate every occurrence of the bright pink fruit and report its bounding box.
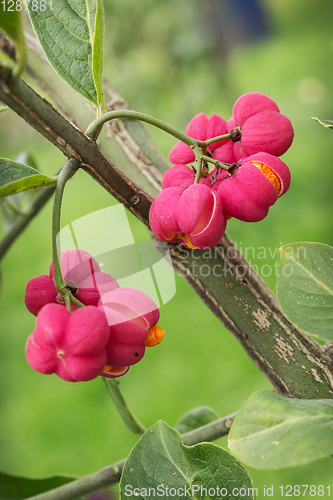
[233,92,280,127]
[149,199,174,242]
[240,111,294,157]
[177,184,226,248]
[149,184,226,249]
[162,164,211,190]
[162,164,228,192]
[169,113,228,164]
[154,187,183,232]
[228,92,294,158]
[98,287,161,368]
[25,275,58,316]
[212,141,238,165]
[232,141,247,162]
[25,304,110,382]
[205,113,229,150]
[25,249,119,316]
[226,115,236,130]
[217,152,290,222]
[246,151,291,196]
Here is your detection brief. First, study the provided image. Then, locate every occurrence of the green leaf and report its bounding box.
[228,390,333,470]
[0,158,57,197]
[1,153,39,229]
[120,420,254,500]
[312,117,333,128]
[0,103,8,112]
[0,470,75,499]
[276,242,333,341]
[28,0,105,113]
[0,11,27,78]
[175,406,220,434]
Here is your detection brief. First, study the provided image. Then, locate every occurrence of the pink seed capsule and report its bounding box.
[217,152,290,222]
[25,249,119,316]
[240,110,294,157]
[25,304,110,382]
[169,113,228,165]
[228,92,294,158]
[233,92,280,127]
[162,164,211,190]
[177,184,226,248]
[149,184,227,249]
[98,287,163,368]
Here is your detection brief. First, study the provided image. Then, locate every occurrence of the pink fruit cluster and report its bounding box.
[25,250,165,382]
[150,92,293,247]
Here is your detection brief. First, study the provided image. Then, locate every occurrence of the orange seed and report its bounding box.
[249,160,281,194]
[145,325,165,347]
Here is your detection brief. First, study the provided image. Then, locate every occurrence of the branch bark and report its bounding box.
[26,412,237,500]
[22,31,167,198]
[0,64,153,226]
[1,59,333,399]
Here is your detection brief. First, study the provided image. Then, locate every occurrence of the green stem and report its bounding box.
[181,411,237,446]
[204,133,232,146]
[194,157,202,184]
[26,459,125,500]
[103,378,146,435]
[51,159,84,309]
[85,110,204,147]
[86,111,232,151]
[200,154,235,171]
[26,412,237,500]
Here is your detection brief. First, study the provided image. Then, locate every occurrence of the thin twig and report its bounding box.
[26,413,237,500]
[0,186,55,261]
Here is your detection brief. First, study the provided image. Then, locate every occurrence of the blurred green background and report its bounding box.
[1,0,333,498]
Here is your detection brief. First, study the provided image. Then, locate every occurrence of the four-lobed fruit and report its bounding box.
[227,92,294,160]
[25,252,165,382]
[99,287,164,370]
[169,113,230,165]
[217,152,290,222]
[25,249,119,316]
[149,183,226,249]
[25,304,110,382]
